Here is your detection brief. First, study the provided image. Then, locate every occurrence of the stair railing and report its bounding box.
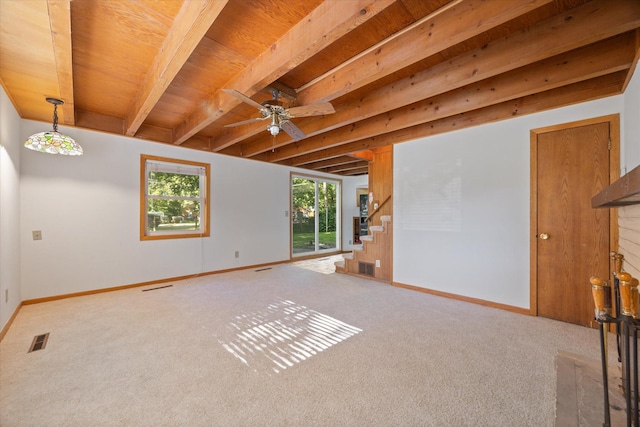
[365,194,392,223]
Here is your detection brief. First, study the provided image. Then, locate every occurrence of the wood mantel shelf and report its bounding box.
[592,164,640,208]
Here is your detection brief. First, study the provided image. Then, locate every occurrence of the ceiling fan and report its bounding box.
[223,88,335,141]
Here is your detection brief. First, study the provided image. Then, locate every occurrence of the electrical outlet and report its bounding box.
[375,260,381,268]
[235,251,239,258]
[285,211,289,217]
[4,289,7,303]
[32,230,42,240]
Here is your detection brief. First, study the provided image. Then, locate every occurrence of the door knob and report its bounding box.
[539,233,550,240]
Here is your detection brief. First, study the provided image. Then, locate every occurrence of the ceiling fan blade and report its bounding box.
[224,116,269,127]
[287,102,335,118]
[280,120,306,141]
[222,88,265,111]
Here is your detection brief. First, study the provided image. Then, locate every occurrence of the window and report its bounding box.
[140,155,210,240]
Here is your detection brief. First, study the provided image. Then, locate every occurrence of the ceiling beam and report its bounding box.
[124,0,228,136]
[316,161,369,174]
[623,29,640,91]
[75,109,124,135]
[295,0,554,105]
[339,167,369,176]
[47,0,74,125]
[282,72,627,167]
[262,34,634,163]
[173,0,398,146]
[301,156,364,169]
[238,0,640,157]
[351,150,374,162]
[215,0,555,153]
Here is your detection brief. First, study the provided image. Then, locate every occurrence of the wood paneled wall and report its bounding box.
[368,146,393,219]
[619,204,640,278]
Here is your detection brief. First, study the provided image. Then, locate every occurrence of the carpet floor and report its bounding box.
[0,261,617,426]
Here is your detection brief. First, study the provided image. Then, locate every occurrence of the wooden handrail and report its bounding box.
[366,194,391,222]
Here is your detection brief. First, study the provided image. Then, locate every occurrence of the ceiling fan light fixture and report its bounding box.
[224,88,333,141]
[24,98,83,156]
[267,113,280,136]
[267,124,280,136]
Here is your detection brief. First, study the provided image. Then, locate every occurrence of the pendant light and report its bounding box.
[24,97,83,155]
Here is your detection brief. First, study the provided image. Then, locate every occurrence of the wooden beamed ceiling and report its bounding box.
[1,0,639,175]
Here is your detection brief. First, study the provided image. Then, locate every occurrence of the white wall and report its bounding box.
[10,66,640,308]
[618,65,640,280]
[0,86,22,330]
[394,93,628,309]
[624,66,640,170]
[19,121,350,300]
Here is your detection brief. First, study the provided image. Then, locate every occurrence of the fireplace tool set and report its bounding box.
[592,252,640,426]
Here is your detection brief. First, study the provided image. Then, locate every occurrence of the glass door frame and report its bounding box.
[290,172,342,258]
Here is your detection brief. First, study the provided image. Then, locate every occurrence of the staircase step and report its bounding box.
[339,215,391,279]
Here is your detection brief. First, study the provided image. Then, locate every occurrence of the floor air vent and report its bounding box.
[28,333,49,353]
[142,284,173,292]
[358,262,375,277]
[255,267,272,272]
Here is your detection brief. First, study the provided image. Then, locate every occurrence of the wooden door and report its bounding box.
[534,121,612,327]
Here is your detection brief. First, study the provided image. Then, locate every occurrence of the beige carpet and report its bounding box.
[0,263,617,426]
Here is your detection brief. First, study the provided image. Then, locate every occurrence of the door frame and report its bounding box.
[290,172,342,259]
[529,114,620,316]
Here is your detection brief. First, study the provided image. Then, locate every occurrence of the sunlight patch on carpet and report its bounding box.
[218,299,362,374]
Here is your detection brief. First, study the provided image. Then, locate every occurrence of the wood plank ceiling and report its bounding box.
[1,0,639,176]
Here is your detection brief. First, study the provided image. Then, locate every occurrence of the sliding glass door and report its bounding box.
[291,174,341,257]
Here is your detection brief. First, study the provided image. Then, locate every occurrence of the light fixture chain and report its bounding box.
[52,103,59,132]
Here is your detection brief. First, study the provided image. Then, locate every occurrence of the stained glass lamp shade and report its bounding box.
[24,98,83,156]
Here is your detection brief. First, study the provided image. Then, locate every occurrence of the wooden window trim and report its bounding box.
[140,154,210,241]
